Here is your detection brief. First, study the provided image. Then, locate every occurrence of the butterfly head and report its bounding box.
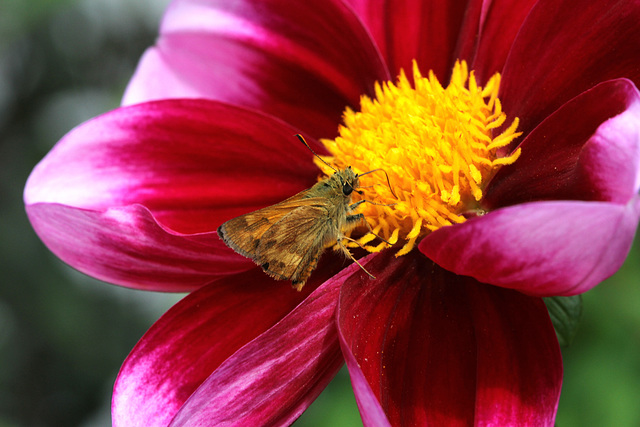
[333,166,362,198]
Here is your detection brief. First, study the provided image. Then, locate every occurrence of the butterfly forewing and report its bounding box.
[217,199,301,258]
[217,191,336,280]
[255,204,333,285]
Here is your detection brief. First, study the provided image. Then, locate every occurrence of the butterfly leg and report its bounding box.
[347,201,392,246]
[341,234,368,251]
[346,212,392,246]
[338,214,375,279]
[345,212,365,227]
[336,238,376,280]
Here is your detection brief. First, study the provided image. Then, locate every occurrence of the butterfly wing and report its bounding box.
[217,191,330,260]
[255,204,334,287]
[217,199,300,259]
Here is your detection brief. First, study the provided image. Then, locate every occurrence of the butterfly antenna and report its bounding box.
[295,134,337,173]
[357,168,398,199]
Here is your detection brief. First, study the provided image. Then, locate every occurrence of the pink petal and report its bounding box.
[24,99,326,290]
[112,259,344,427]
[123,0,388,139]
[26,203,252,291]
[167,261,362,426]
[341,350,391,427]
[420,199,640,296]
[344,0,469,81]
[338,251,562,426]
[500,0,640,137]
[486,79,640,208]
[581,89,640,200]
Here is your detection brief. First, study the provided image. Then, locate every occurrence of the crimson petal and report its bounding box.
[485,79,640,207]
[344,0,469,82]
[466,0,538,83]
[338,251,562,426]
[112,260,345,427]
[166,261,361,426]
[123,0,388,139]
[500,0,640,137]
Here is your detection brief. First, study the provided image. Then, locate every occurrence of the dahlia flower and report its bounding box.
[24,0,640,425]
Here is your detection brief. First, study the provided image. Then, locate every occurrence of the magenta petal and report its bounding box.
[486,79,640,207]
[338,251,562,426]
[166,262,362,426]
[421,199,640,296]
[25,99,321,235]
[112,264,342,427]
[500,0,640,137]
[341,354,391,427]
[26,203,252,291]
[123,0,388,139]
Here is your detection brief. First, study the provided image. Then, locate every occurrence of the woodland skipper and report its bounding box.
[217,134,393,291]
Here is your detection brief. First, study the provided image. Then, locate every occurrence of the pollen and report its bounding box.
[316,60,521,255]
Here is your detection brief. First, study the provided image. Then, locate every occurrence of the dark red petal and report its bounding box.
[486,79,640,207]
[469,276,563,426]
[500,0,640,137]
[344,0,470,81]
[167,261,360,426]
[466,0,539,83]
[338,251,562,426]
[124,0,389,139]
[112,258,345,427]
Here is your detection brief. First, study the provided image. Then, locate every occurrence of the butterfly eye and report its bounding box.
[342,182,353,196]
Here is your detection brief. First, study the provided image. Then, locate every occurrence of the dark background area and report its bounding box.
[1,1,639,426]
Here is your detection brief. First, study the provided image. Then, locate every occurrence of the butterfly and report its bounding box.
[217,134,394,290]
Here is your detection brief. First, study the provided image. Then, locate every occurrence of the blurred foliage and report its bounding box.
[556,238,640,427]
[0,1,178,426]
[1,1,639,426]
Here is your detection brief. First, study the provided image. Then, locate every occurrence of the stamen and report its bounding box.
[317,60,521,255]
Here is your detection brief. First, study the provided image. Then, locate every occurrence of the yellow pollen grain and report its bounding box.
[316,60,521,255]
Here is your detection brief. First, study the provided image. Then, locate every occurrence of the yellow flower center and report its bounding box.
[316,60,522,255]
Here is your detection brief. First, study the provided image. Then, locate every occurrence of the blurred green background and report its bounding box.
[1,1,638,426]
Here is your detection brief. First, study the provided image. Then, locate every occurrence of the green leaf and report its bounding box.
[544,295,583,347]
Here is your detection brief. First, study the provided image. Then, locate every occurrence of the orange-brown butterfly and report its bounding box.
[217,134,394,291]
